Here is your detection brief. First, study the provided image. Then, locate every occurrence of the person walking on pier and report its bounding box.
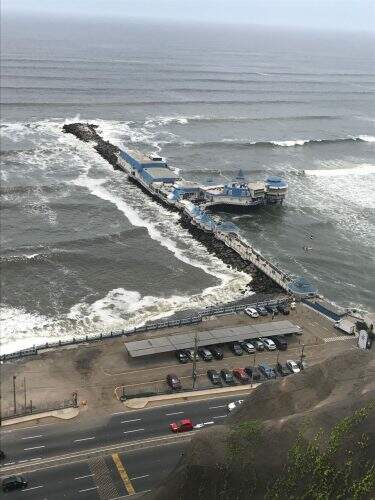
[272,311,275,321]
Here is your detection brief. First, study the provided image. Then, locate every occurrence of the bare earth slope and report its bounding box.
[151,349,375,500]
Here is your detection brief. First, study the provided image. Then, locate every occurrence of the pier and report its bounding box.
[62,122,317,298]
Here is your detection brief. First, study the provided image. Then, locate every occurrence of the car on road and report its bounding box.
[221,369,235,384]
[258,362,277,379]
[184,348,200,361]
[228,399,244,412]
[276,362,291,377]
[175,350,189,363]
[273,336,288,351]
[166,373,182,390]
[265,304,279,315]
[193,421,215,429]
[207,369,222,385]
[260,337,277,351]
[277,303,290,315]
[233,368,250,383]
[245,307,259,318]
[169,418,194,433]
[252,339,265,352]
[198,347,213,361]
[286,360,301,374]
[2,476,28,492]
[208,345,224,360]
[229,342,243,356]
[244,366,262,381]
[240,341,256,354]
[256,306,268,316]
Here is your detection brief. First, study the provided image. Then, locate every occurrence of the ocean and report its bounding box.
[1,16,374,354]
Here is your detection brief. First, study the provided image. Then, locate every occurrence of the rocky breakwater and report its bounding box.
[62,122,282,296]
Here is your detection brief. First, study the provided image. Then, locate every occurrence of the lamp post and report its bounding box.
[13,375,17,415]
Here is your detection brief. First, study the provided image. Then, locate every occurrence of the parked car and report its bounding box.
[260,337,277,351]
[175,350,189,363]
[252,339,265,352]
[198,347,213,361]
[277,303,290,315]
[221,368,235,384]
[273,336,288,351]
[184,348,199,361]
[240,341,256,354]
[245,307,259,318]
[276,362,291,377]
[229,342,243,356]
[208,345,224,360]
[207,369,222,385]
[258,362,277,379]
[166,373,182,390]
[265,304,279,315]
[228,399,244,412]
[2,476,28,492]
[233,368,250,383]
[256,305,268,316]
[169,418,194,433]
[244,366,262,381]
[286,360,301,374]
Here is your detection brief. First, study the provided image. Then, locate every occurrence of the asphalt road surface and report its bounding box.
[0,393,246,498]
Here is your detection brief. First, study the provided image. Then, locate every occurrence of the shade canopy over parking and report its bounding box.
[124,320,301,357]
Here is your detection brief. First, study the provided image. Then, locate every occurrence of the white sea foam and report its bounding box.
[304,163,375,177]
[271,139,310,147]
[358,135,375,143]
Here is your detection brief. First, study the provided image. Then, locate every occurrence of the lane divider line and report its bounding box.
[74,437,95,443]
[22,485,44,492]
[123,428,144,434]
[121,418,142,424]
[21,435,44,440]
[130,474,149,481]
[23,445,45,451]
[75,474,95,480]
[78,486,98,493]
[112,453,135,496]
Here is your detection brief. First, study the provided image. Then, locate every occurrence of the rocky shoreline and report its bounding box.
[63,122,282,295]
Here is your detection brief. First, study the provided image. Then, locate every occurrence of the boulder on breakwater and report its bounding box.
[62,122,282,295]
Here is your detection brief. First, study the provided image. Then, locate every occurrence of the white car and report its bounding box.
[240,341,256,354]
[245,307,259,318]
[260,338,276,351]
[286,360,301,374]
[228,399,244,412]
[194,421,215,429]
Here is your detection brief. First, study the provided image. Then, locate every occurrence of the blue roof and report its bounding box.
[266,176,288,188]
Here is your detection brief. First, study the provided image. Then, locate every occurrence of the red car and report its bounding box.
[233,368,250,383]
[169,418,194,433]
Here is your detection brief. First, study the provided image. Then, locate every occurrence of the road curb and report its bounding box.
[122,383,260,409]
[0,407,79,427]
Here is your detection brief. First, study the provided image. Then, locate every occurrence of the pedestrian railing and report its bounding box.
[0,393,78,422]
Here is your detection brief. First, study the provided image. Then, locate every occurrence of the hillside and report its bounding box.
[150,349,375,500]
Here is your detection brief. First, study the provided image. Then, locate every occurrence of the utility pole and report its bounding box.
[300,344,305,366]
[251,352,256,388]
[13,375,17,415]
[23,377,27,413]
[192,332,198,390]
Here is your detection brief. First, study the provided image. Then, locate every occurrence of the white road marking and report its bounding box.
[121,418,142,424]
[74,437,95,443]
[78,486,98,493]
[75,474,95,480]
[208,405,226,409]
[111,411,126,416]
[123,428,144,434]
[3,461,16,466]
[165,411,184,416]
[22,485,44,492]
[213,415,227,419]
[0,423,55,435]
[24,445,45,451]
[21,435,44,440]
[30,457,42,461]
[130,474,149,480]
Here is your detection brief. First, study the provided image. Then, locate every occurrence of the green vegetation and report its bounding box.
[267,401,375,500]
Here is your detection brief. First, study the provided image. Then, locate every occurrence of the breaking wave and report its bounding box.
[304,163,375,177]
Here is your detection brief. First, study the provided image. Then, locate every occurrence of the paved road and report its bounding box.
[0,393,242,468]
[0,440,186,499]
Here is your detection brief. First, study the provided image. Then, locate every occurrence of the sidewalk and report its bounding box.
[0,407,79,427]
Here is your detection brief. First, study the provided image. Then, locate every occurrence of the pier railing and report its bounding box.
[0,298,288,362]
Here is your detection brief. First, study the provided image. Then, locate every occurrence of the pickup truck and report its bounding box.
[334,319,355,335]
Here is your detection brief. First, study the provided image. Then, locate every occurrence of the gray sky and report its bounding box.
[2,0,374,31]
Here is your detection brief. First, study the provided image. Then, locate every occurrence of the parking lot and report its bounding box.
[1,303,357,416]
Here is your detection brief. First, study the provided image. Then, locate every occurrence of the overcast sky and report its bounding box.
[2,0,374,31]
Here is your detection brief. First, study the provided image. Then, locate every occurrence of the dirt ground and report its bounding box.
[0,304,357,417]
